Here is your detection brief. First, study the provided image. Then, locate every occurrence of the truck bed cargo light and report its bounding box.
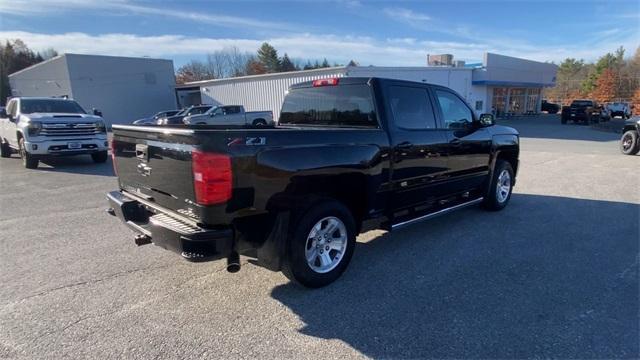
[312,78,339,87]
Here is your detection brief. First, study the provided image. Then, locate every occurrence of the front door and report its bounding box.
[385,84,450,214]
[432,89,492,193]
[1,99,19,147]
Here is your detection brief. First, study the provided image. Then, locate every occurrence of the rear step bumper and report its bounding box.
[106,191,233,262]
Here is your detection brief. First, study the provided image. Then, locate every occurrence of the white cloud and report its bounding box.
[1,30,637,68]
[383,7,431,22]
[0,0,295,31]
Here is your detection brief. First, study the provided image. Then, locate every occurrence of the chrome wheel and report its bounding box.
[304,216,348,274]
[496,169,511,203]
[622,134,633,152]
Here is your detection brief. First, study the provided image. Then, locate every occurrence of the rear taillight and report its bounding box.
[312,78,339,87]
[109,138,117,176]
[191,150,232,205]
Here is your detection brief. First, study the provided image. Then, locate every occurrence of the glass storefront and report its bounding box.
[492,87,543,117]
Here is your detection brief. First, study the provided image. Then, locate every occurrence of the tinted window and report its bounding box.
[280,84,377,127]
[435,90,473,129]
[225,106,241,114]
[189,106,211,115]
[20,99,86,114]
[388,86,436,130]
[571,100,593,107]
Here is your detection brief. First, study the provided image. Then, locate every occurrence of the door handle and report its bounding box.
[395,141,413,150]
[449,139,462,146]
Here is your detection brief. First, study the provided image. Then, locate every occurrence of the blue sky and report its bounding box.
[0,0,638,68]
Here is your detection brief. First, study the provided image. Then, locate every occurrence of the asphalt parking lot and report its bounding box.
[1,115,638,359]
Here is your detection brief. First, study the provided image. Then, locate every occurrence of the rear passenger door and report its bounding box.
[433,88,492,193]
[385,84,450,212]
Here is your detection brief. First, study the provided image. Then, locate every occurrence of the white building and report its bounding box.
[9,54,177,125]
[177,53,557,120]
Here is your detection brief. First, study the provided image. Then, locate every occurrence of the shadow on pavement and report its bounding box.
[498,115,621,142]
[38,156,115,177]
[271,194,639,358]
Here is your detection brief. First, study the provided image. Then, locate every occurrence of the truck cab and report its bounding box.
[0,97,108,169]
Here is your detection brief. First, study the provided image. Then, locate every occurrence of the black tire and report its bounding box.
[620,130,640,155]
[0,140,11,158]
[253,119,267,127]
[482,160,514,211]
[19,138,38,169]
[281,199,357,288]
[91,151,108,163]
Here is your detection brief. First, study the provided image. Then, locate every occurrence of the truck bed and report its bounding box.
[111,124,390,226]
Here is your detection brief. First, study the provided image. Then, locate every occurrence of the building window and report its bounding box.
[509,88,526,114]
[525,88,541,113]
[492,87,508,117]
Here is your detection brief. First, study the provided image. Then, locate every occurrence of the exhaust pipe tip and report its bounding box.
[227,251,241,273]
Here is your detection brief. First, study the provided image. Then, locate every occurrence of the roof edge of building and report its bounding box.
[177,66,350,88]
[9,53,173,78]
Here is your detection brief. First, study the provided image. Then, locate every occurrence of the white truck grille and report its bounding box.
[40,123,99,137]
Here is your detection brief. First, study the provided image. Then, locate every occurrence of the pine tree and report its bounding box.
[321,58,330,68]
[279,53,296,72]
[257,42,280,73]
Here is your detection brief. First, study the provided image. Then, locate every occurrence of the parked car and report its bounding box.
[133,110,180,125]
[183,105,274,127]
[0,97,108,169]
[607,102,631,119]
[620,116,640,155]
[541,100,560,114]
[106,77,519,288]
[561,99,609,124]
[157,105,212,125]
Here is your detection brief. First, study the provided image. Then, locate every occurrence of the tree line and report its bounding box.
[0,40,58,104]
[545,46,640,110]
[175,42,355,84]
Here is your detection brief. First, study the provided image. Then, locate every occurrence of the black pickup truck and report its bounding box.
[107,77,519,287]
[561,99,608,124]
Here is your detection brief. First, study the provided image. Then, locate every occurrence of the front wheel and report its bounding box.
[620,130,640,155]
[482,160,514,211]
[282,200,356,288]
[19,138,38,169]
[91,151,108,163]
[0,141,11,158]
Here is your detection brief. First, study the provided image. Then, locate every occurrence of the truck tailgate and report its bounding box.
[111,126,199,213]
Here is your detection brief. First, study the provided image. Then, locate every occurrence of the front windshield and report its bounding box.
[20,99,86,114]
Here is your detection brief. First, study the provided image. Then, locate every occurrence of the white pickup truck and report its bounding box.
[182,105,274,126]
[0,97,108,169]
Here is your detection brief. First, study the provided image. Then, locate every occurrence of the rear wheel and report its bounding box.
[482,160,514,211]
[91,151,108,163]
[253,119,267,127]
[620,130,640,155]
[19,138,38,169]
[282,199,356,288]
[0,140,11,158]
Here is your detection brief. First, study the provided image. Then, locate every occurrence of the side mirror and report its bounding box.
[0,108,6,118]
[93,108,102,117]
[478,113,495,126]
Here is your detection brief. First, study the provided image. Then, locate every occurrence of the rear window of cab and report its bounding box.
[279,84,378,128]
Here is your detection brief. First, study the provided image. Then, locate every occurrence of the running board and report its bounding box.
[391,197,484,230]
